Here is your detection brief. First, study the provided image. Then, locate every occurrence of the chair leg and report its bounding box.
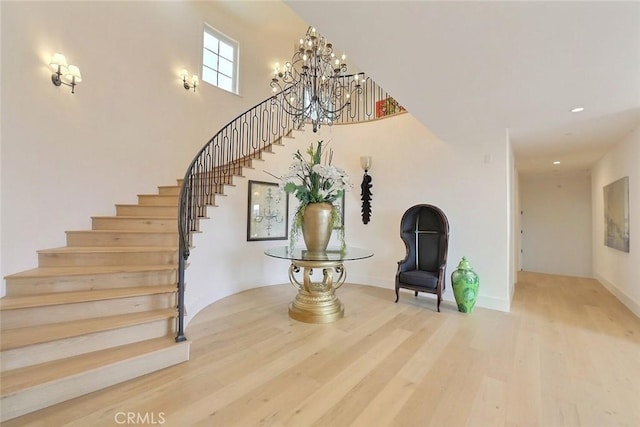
[437,294,441,312]
[395,287,399,303]
[414,291,418,297]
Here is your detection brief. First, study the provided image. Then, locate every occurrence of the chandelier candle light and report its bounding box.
[270,26,364,132]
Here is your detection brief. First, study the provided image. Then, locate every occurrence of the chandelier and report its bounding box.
[270,26,363,132]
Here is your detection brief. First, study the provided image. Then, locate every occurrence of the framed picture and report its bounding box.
[247,180,288,241]
[603,176,630,252]
[333,193,345,229]
[375,96,406,118]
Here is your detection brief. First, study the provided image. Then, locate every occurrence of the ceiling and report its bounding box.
[283,1,640,176]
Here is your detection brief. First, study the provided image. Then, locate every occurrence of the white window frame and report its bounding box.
[202,24,239,94]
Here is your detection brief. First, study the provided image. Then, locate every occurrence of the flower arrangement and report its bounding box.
[278,140,350,250]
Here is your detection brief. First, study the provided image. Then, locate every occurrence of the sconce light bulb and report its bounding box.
[50,53,68,70]
[65,65,82,83]
[360,156,372,171]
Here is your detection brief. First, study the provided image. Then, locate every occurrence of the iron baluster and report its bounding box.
[176,75,401,342]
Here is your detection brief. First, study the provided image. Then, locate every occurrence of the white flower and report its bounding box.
[318,188,329,199]
[278,141,350,205]
[311,164,330,178]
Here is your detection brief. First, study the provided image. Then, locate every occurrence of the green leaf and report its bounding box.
[283,182,297,193]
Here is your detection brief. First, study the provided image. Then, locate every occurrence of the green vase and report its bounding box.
[451,257,479,313]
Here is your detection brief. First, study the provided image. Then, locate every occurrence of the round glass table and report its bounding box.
[264,246,373,323]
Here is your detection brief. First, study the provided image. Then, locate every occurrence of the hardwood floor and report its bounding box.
[4,272,639,426]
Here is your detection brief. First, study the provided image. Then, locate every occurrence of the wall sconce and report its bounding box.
[180,69,198,92]
[360,156,373,224]
[50,53,82,94]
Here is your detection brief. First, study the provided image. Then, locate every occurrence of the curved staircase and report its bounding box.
[0,153,270,421]
[1,73,398,421]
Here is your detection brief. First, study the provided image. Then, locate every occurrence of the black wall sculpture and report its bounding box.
[360,172,372,224]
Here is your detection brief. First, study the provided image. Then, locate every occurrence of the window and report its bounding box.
[202,25,238,94]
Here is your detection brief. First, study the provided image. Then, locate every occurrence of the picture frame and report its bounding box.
[247,180,288,241]
[333,193,345,230]
[603,176,630,252]
[375,96,406,118]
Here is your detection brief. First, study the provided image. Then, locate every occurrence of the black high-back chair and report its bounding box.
[395,204,450,311]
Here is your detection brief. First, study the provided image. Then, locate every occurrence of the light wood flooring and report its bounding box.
[4,272,639,426]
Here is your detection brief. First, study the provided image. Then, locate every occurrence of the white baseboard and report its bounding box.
[595,274,640,318]
[348,275,511,313]
[475,294,511,312]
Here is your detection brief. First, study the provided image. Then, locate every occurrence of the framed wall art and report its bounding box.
[375,96,406,118]
[333,193,345,230]
[247,180,288,241]
[603,176,630,252]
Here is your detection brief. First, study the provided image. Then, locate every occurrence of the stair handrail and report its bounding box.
[175,89,296,342]
[175,74,402,342]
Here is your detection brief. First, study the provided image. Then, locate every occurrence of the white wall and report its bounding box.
[0,1,3,291]
[183,114,513,323]
[1,1,514,319]
[592,126,640,316]
[508,133,519,300]
[307,117,513,312]
[0,1,306,293]
[519,172,592,277]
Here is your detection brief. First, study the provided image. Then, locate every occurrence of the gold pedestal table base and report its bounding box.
[264,247,374,324]
[287,259,346,324]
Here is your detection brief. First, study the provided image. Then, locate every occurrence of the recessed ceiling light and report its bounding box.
[570,107,585,113]
[553,161,561,165]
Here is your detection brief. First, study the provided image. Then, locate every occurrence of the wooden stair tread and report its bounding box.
[0,285,176,310]
[4,265,178,280]
[66,230,177,234]
[158,187,181,195]
[138,193,178,195]
[0,337,185,397]
[115,204,177,207]
[38,246,177,254]
[137,194,178,198]
[91,215,177,219]
[0,309,177,350]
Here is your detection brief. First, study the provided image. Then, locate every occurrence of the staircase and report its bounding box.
[0,152,268,420]
[0,73,396,421]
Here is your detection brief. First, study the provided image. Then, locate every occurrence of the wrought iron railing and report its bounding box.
[175,74,403,342]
